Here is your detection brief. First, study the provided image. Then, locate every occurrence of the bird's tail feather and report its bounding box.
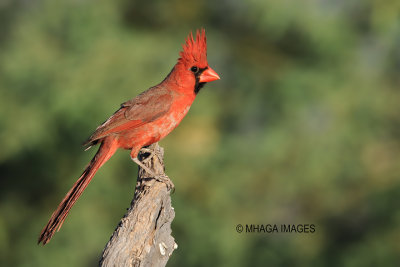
[38,138,118,245]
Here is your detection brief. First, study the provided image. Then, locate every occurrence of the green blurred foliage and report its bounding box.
[1,0,400,266]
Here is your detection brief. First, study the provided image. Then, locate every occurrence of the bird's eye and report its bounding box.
[190,66,198,73]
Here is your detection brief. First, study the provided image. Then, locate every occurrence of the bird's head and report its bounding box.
[174,29,220,94]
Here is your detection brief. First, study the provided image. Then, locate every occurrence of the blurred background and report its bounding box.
[1,0,400,266]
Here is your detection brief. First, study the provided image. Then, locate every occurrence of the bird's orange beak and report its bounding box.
[199,67,220,83]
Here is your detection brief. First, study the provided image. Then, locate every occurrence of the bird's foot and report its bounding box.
[155,174,175,192]
[132,157,174,192]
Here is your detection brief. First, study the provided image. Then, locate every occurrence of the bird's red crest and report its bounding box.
[179,29,208,67]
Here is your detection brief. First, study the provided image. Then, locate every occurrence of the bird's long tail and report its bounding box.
[38,137,118,245]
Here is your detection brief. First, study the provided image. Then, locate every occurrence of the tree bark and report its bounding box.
[99,143,177,267]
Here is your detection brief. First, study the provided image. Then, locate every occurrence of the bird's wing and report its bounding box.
[84,87,173,146]
[123,87,173,122]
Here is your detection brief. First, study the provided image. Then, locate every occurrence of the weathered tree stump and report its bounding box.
[99,143,177,267]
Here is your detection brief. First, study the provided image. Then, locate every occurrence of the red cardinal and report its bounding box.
[38,29,219,245]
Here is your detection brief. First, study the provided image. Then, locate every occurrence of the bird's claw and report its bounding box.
[155,174,175,192]
[134,150,174,192]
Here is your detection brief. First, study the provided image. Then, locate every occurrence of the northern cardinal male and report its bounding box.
[38,29,220,245]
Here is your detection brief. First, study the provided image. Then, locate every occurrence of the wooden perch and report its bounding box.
[99,143,177,267]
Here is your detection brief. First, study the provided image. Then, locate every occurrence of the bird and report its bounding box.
[38,29,220,245]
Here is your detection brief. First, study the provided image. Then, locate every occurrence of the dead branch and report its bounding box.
[99,143,177,267]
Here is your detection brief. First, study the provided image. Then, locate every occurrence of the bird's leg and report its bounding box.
[131,157,156,176]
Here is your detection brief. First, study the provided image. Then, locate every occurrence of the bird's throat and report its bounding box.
[194,81,206,94]
[194,67,207,95]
